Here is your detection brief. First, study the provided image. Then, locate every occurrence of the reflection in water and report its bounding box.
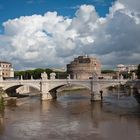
[0,89,140,140]
[0,112,5,135]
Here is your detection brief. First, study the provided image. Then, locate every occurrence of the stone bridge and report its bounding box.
[0,72,128,101]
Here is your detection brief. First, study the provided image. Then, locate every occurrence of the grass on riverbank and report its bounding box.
[60,87,87,92]
[0,97,5,111]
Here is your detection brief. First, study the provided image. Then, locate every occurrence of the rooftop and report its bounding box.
[0,61,12,64]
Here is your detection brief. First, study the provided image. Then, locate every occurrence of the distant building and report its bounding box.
[101,73,117,79]
[67,56,101,79]
[116,64,137,72]
[52,68,66,72]
[0,61,14,78]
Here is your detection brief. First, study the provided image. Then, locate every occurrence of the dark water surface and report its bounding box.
[0,90,140,140]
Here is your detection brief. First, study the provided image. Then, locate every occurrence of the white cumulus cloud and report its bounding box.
[0,0,140,70]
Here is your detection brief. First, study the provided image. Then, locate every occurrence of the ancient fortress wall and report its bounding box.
[67,56,101,79]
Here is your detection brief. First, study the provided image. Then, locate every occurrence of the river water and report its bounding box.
[0,89,140,140]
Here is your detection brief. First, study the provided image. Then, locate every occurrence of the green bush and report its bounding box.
[0,97,5,111]
[137,64,140,79]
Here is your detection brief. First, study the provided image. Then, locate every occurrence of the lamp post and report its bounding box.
[128,70,130,79]
[0,67,3,81]
[117,82,121,100]
[90,64,96,101]
[91,63,101,101]
[92,63,97,79]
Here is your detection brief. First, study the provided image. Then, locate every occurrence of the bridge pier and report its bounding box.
[91,91,101,101]
[41,92,53,100]
[41,91,57,100]
[130,85,134,96]
[90,81,101,101]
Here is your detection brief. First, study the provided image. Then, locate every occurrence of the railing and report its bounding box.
[0,78,129,84]
[0,79,41,83]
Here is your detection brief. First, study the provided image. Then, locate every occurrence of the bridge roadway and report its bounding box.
[0,74,128,101]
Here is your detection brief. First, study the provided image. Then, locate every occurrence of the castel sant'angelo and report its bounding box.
[67,55,101,80]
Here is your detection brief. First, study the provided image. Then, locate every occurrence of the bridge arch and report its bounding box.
[47,80,91,91]
[101,82,126,89]
[4,84,40,97]
[48,83,91,99]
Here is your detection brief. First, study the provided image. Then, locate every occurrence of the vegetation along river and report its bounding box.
[0,89,140,140]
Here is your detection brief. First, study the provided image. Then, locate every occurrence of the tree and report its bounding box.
[33,68,45,79]
[137,64,140,79]
[0,87,5,111]
[101,70,115,74]
[14,68,67,79]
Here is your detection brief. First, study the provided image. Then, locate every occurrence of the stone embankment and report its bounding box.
[130,80,140,104]
[134,80,140,89]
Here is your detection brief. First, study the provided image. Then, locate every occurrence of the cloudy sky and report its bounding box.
[0,0,140,70]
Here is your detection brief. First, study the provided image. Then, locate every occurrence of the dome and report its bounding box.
[117,64,125,68]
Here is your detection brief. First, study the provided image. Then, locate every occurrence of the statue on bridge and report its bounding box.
[0,67,3,81]
[50,73,56,80]
[41,72,48,80]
